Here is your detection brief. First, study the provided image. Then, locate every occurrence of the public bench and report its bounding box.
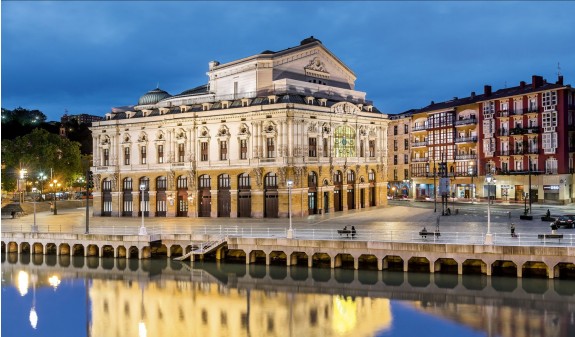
[337,230,356,238]
[538,234,563,242]
[419,230,441,239]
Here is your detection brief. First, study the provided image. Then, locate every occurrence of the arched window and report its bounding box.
[238,174,251,189]
[177,176,188,189]
[333,171,343,185]
[308,171,318,188]
[334,125,356,157]
[264,173,277,188]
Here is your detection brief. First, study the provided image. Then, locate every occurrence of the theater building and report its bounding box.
[89,37,389,218]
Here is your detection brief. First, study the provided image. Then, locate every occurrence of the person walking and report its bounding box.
[351,226,357,239]
[510,223,516,238]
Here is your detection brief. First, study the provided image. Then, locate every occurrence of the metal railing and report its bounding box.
[3,224,574,247]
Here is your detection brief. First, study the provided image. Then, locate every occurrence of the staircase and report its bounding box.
[173,236,227,261]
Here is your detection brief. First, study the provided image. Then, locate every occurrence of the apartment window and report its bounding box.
[514,159,523,171]
[542,132,558,153]
[528,97,538,112]
[483,101,495,115]
[157,145,164,163]
[124,147,130,165]
[500,102,509,111]
[404,139,409,150]
[308,137,317,157]
[240,139,248,159]
[201,142,208,161]
[140,145,147,164]
[266,138,275,158]
[404,124,409,133]
[542,111,558,128]
[513,100,523,113]
[393,155,398,165]
[546,159,558,174]
[220,141,228,160]
[404,169,409,180]
[393,140,398,151]
[360,140,365,157]
[393,169,398,181]
[393,125,398,135]
[103,148,109,166]
[369,140,375,157]
[542,91,557,109]
[178,143,185,162]
[323,138,329,157]
[404,154,409,164]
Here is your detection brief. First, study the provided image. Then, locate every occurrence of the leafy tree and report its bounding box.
[1,128,82,191]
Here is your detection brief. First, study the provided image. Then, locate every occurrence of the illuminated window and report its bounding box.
[334,125,356,157]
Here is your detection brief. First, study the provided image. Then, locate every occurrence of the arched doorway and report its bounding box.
[176,175,189,217]
[198,175,211,217]
[138,177,149,217]
[347,170,356,210]
[155,176,167,217]
[369,170,376,206]
[308,171,318,215]
[238,173,251,218]
[264,173,278,218]
[217,174,231,217]
[334,170,343,212]
[122,178,133,217]
[102,178,112,216]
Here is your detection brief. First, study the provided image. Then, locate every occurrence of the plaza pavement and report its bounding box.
[3,199,575,238]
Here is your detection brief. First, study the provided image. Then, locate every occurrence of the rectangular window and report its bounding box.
[393,125,398,135]
[528,97,538,112]
[308,137,317,157]
[404,154,409,164]
[267,138,275,158]
[542,132,558,153]
[124,147,130,165]
[220,141,228,160]
[157,145,164,163]
[404,124,409,134]
[404,169,409,180]
[140,146,147,164]
[404,139,409,150]
[542,91,557,109]
[393,140,398,151]
[178,143,185,162]
[483,101,495,115]
[360,140,364,157]
[323,138,329,157]
[103,149,110,166]
[240,139,248,159]
[542,111,558,128]
[369,140,375,157]
[393,155,398,165]
[393,169,398,181]
[201,142,208,161]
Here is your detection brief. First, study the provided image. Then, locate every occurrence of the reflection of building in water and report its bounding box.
[410,301,566,337]
[89,279,392,337]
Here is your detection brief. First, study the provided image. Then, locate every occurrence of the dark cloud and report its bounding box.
[2,2,574,120]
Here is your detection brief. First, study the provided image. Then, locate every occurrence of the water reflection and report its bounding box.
[2,254,575,337]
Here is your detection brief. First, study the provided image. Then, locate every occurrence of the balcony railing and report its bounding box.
[455,154,477,160]
[411,141,428,147]
[411,157,429,163]
[497,150,510,156]
[525,126,540,134]
[526,148,540,154]
[497,110,509,118]
[454,136,477,143]
[499,129,509,136]
[510,127,527,135]
[412,125,427,132]
[454,118,477,126]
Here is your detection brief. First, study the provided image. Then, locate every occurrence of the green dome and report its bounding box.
[138,88,171,105]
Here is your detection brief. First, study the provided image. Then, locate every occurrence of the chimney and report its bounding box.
[484,85,492,96]
[557,75,564,85]
[520,81,526,89]
[430,101,435,105]
[532,75,543,89]
[471,91,476,98]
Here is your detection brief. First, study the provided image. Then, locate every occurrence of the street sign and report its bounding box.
[439,177,450,195]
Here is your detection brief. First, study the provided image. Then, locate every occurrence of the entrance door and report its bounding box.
[198,190,211,217]
[176,190,188,217]
[347,188,355,210]
[308,192,317,215]
[360,189,365,208]
[264,191,278,218]
[238,190,251,217]
[323,192,329,213]
[218,190,230,217]
[334,189,342,212]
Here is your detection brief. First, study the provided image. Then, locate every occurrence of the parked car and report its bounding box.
[554,215,575,229]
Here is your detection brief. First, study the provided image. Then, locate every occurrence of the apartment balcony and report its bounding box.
[525,126,540,134]
[454,136,477,143]
[454,118,477,126]
[411,141,428,148]
[511,108,524,116]
[455,154,477,161]
[411,157,429,163]
[526,148,540,154]
[497,150,510,156]
[497,110,509,118]
[510,149,525,155]
[510,127,527,135]
[497,169,543,175]
[412,125,427,132]
[498,129,510,136]
[527,107,540,113]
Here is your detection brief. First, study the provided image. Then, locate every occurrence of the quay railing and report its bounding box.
[3,223,574,247]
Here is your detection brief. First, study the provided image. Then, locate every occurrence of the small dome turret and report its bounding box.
[138,88,171,105]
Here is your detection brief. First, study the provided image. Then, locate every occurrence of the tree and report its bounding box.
[1,128,82,191]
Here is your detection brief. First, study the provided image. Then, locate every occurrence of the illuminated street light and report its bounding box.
[484,173,496,245]
[49,179,61,215]
[139,184,147,235]
[286,180,294,239]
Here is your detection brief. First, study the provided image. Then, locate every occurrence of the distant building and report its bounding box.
[90,37,389,218]
[61,113,103,125]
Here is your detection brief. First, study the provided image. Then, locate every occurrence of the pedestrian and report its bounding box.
[351,226,357,238]
[510,223,516,238]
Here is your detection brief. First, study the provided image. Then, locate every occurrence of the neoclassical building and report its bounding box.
[90,37,389,218]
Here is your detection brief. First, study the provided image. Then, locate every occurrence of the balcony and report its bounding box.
[411,141,428,147]
[411,157,429,163]
[455,154,477,161]
[497,110,509,118]
[511,108,524,116]
[525,126,540,134]
[526,148,540,154]
[498,129,510,136]
[527,107,540,113]
[510,127,527,135]
[454,136,478,143]
[412,125,427,132]
[454,118,477,126]
[497,150,510,156]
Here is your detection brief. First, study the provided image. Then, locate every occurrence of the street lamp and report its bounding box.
[32,188,38,233]
[139,184,147,235]
[468,162,475,203]
[37,173,46,199]
[286,180,294,239]
[49,179,61,215]
[484,173,495,245]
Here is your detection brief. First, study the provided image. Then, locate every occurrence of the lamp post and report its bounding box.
[286,180,294,239]
[485,173,495,245]
[37,173,46,200]
[32,188,38,233]
[49,179,60,215]
[139,184,147,235]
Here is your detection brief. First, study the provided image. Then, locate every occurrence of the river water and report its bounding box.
[2,254,574,337]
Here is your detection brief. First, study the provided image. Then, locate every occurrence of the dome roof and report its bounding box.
[138,88,171,105]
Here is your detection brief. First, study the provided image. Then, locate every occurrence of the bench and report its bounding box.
[538,234,563,242]
[337,230,356,238]
[419,231,441,239]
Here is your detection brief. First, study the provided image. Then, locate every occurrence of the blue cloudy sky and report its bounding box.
[2,1,574,121]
